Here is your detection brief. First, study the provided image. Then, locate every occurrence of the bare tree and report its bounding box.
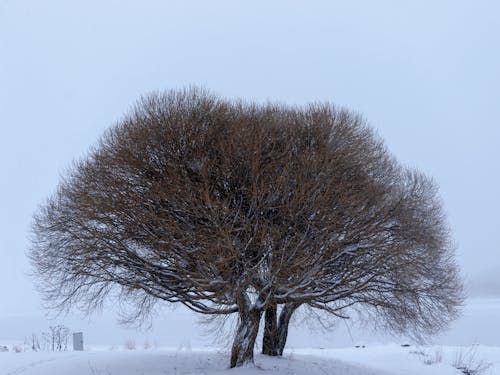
[41,325,70,352]
[31,333,40,352]
[30,88,462,367]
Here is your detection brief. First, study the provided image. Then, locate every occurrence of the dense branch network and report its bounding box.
[30,88,463,367]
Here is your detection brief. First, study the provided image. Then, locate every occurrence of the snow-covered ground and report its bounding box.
[0,345,498,375]
[1,298,499,374]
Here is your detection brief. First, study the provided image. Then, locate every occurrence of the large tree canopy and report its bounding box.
[30,88,462,367]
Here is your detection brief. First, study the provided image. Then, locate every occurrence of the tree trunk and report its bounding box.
[262,303,278,356]
[276,302,299,356]
[261,302,300,357]
[230,308,262,368]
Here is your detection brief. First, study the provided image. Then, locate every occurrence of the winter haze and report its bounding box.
[1,0,499,349]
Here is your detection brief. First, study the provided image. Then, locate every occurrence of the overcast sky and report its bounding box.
[1,0,499,338]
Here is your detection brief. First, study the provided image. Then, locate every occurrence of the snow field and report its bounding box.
[1,345,499,375]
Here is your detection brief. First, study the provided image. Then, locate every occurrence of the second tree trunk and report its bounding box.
[262,303,278,355]
[262,302,299,356]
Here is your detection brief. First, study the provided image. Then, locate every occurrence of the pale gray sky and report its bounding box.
[1,0,499,338]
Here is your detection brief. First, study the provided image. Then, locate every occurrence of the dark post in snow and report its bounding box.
[72,332,83,351]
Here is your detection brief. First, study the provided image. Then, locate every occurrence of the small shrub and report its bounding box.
[453,346,492,375]
[423,348,443,365]
[409,347,442,365]
[124,339,136,350]
[88,362,112,375]
[177,341,191,351]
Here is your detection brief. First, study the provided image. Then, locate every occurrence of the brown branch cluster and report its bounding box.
[30,88,463,367]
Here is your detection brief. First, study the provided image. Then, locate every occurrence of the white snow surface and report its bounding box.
[0,345,499,375]
[1,298,499,374]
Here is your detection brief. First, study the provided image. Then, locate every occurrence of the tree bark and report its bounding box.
[261,302,300,357]
[276,302,299,356]
[230,308,262,368]
[262,303,278,356]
